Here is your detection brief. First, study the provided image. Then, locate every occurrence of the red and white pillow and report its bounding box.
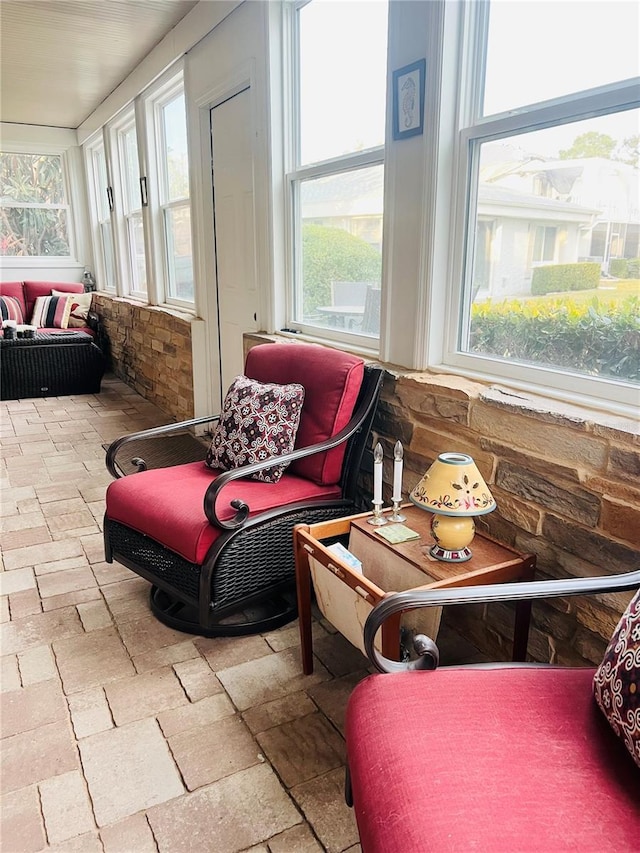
[205,375,305,484]
[31,294,73,329]
[0,295,24,324]
[593,587,640,768]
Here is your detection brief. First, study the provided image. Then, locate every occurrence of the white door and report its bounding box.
[210,87,259,395]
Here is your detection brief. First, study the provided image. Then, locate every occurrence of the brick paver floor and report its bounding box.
[1,377,478,852]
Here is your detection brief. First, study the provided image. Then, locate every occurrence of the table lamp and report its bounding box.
[409,452,496,562]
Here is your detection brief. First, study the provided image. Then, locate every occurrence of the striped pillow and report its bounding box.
[0,295,24,324]
[31,294,73,329]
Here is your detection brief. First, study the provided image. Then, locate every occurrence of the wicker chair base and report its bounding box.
[105,502,355,636]
[150,585,298,637]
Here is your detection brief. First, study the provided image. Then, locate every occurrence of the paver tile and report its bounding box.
[157,692,235,738]
[217,648,331,711]
[290,768,359,853]
[1,719,79,794]
[256,713,345,788]
[243,691,317,735]
[79,718,184,827]
[1,654,21,692]
[40,769,96,843]
[1,679,67,738]
[2,539,84,571]
[104,668,188,725]
[0,785,46,853]
[0,566,36,596]
[196,634,272,671]
[1,606,83,655]
[117,615,192,657]
[168,714,261,791]
[53,627,135,694]
[100,813,158,853]
[67,687,113,739]
[37,565,97,598]
[147,764,301,853]
[18,644,58,685]
[132,639,200,674]
[172,656,223,701]
[8,587,42,619]
[268,824,325,852]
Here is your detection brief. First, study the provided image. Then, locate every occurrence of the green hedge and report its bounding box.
[470,297,640,382]
[609,258,640,279]
[531,262,601,296]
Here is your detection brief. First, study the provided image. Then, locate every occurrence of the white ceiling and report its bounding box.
[0,0,199,129]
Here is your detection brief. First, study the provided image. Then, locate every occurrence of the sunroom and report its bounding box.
[1,1,638,850]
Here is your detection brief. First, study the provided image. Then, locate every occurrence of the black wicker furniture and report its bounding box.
[1,332,105,400]
[104,342,384,637]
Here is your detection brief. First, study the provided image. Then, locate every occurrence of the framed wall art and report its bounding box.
[392,58,426,140]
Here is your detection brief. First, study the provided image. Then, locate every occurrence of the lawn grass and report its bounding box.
[521,278,639,308]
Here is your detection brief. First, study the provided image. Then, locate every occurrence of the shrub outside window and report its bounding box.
[450,1,640,403]
[0,152,71,257]
[287,0,388,343]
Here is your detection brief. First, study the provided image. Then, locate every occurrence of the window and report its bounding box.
[0,152,71,257]
[85,139,116,290]
[154,87,194,304]
[287,0,388,343]
[116,117,147,297]
[447,0,640,406]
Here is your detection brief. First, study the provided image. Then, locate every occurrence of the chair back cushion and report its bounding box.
[244,343,364,486]
[593,587,640,768]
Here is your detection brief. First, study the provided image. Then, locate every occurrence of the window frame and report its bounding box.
[284,0,387,351]
[84,134,117,291]
[146,71,195,310]
[0,145,77,266]
[436,1,640,412]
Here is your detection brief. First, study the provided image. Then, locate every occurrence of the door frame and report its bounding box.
[189,59,268,417]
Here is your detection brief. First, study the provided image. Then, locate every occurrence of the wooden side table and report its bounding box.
[294,505,536,674]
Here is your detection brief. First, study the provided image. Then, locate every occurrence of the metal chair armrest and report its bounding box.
[365,570,640,673]
[106,414,220,478]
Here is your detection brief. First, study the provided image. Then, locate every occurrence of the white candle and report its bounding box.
[373,442,383,505]
[392,440,403,502]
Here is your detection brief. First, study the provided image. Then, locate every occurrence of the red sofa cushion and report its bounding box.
[346,668,640,852]
[244,343,364,486]
[106,460,341,565]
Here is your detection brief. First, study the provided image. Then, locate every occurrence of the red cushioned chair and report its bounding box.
[345,570,640,852]
[104,342,383,636]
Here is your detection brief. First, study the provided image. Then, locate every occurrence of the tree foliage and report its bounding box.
[559,132,616,160]
[0,153,70,256]
[302,224,382,311]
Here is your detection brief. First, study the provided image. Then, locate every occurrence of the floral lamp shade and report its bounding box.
[410,452,496,562]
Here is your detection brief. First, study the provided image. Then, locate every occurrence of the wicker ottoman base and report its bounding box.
[1,332,106,400]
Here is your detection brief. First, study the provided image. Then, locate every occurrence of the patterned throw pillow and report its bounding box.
[31,294,73,329]
[205,375,305,484]
[0,295,24,324]
[52,290,92,328]
[593,587,640,768]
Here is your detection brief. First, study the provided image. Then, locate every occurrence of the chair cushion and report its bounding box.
[346,668,640,852]
[23,280,83,320]
[106,461,341,564]
[205,375,304,484]
[593,587,640,768]
[245,343,364,486]
[0,295,24,324]
[52,289,93,328]
[30,294,73,329]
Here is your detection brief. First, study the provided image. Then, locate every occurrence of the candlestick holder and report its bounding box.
[388,499,406,523]
[367,500,388,525]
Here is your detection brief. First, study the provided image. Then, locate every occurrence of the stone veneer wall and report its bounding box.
[372,369,639,666]
[92,295,194,422]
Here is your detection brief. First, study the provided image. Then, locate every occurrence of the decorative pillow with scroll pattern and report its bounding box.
[593,587,640,768]
[205,375,305,484]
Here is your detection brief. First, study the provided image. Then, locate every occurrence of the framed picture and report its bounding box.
[392,59,426,141]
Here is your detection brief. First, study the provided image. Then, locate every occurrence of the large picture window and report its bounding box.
[0,152,71,257]
[449,0,640,405]
[287,0,388,344]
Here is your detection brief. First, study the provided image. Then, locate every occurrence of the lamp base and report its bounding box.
[429,543,472,563]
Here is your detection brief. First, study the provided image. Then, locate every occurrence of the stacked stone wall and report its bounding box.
[92,295,194,422]
[372,370,639,665]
